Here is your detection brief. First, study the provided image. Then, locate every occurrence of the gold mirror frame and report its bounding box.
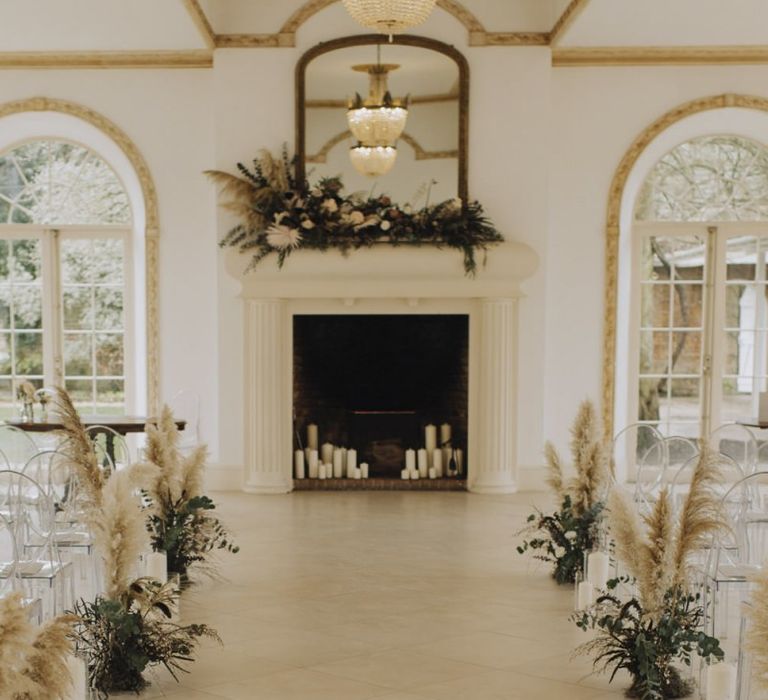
[601,93,768,438]
[296,34,470,204]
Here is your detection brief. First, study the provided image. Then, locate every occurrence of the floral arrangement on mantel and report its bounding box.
[206,148,504,276]
[517,400,611,584]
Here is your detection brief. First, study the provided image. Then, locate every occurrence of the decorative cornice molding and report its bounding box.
[0,50,212,70]
[600,93,768,436]
[477,32,549,47]
[0,96,162,413]
[554,45,768,67]
[306,129,458,163]
[180,0,216,50]
[215,34,286,48]
[549,0,591,46]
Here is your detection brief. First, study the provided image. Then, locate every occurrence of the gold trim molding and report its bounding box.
[181,0,216,50]
[0,97,161,413]
[601,93,768,437]
[0,51,212,70]
[306,129,458,163]
[549,0,591,46]
[554,45,768,67]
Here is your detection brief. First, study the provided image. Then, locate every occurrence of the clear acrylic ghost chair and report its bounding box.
[84,425,131,471]
[633,439,666,514]
[612,423,664,483]
[0,425,39,470]
[170,389,200,453]
[710,424,758,475]
[0,469,74,618]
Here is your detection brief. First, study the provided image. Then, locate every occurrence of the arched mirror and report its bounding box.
[296,35,469,204]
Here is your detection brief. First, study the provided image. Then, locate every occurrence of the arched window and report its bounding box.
[0,138,133,417]
[631,134,768,437]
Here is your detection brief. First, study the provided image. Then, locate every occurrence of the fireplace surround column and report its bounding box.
[471,297,519,494]
[243,298,291,493]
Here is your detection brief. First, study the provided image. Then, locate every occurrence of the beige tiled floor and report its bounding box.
[137,490,639,699]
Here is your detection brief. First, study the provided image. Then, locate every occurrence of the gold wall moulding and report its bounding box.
[555,45,768,67]
[549,0,591,46]
[601,93,768,437]
[0,96,162,413]
[306,129,458,163]
[181,0,216,50]
[0,51,213,70]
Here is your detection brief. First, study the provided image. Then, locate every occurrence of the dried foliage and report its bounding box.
[0,593,77,699]
[144,406,238,583]
[746,566,768,691]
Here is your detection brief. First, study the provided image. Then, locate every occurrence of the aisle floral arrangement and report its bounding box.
[0,593,76,699]
[206,148,503,276]
[143,407,239,586]
[573,445,727,700]
[53,389,219,696]
[517,400,611,584]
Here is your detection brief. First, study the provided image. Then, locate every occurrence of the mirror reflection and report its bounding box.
[304,42,460,204]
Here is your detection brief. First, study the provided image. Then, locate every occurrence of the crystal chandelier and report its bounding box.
[349,145,398,177]
[346,63,408,146]
[342,0,437,35]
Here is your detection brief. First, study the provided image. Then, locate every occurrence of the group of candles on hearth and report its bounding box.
[293,423,463,480]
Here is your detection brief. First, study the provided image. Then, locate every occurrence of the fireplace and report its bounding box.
[226,239,537,494]
[293,314,468,479]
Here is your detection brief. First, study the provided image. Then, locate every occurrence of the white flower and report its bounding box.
[321,198,338,213]
[380,220,391,231]
[310,187,322,198]
[355,215,379,230]
[403,204,413,215]
[348,210,365,225]
[266,224,302,250]
[565,531,577,541]
[301,219,315,230]
[554,546,566,559]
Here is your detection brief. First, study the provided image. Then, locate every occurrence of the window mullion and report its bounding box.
[700,226,719,437]
[44,228,64,388]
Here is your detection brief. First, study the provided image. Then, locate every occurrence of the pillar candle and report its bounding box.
[401,469,410,480]
[417,449,428,478]
[440,423,451,446]
[455,448,464,475]
[428,467,437,479]
[304,447,311,463]
[353,467,361,480]
[411,469,420,480]
[425,424,437,454]
[340,448,348,472]
[332,449,343,478]
[405,449,416,473]
[576,581,593,610]
[307,424,319,450]
[433,449,443,478]
[294,450,305,479]
[321,442,334,465]
[333,458,343,479]
[319,463,326,479]
[64,654,87,700]
[146,551,167,583]
[361,463,369,478]
[587,551,610,590]
[347,449,357,478]
[706,662,736,700]
[308,450,319,478]
[442,447,453,474]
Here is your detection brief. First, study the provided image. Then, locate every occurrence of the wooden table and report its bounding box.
[7,416,186,464]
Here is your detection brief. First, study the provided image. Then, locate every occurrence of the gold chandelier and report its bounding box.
[349,145,398,177]
[342,0,437,35]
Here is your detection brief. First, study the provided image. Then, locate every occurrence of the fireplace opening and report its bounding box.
[293,314,469,481]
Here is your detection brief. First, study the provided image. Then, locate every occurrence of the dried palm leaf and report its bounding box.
[608,488,648,586]
[746,566,768,690]
[180,445,207,500]
[145,406,184,507]
[203,170,268,231]
[640,488,675,614]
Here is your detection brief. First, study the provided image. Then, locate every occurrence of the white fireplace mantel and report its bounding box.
[227,241,538,494]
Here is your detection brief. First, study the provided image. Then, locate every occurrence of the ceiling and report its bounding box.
[0,0,766,56]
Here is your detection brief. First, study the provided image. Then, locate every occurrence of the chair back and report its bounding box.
[0,425,39,469]
[84,425,131,469]
[710,423,758,475]
[612,423,663,483]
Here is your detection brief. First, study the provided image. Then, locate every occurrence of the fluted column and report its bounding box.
[243,299,292,494]
[471,298,519,494]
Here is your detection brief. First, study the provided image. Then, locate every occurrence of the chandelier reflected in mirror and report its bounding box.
[342,0,437,36]
[349,145,398,177]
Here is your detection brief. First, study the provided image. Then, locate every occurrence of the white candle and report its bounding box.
[319,463,326,479]
[321,442,334,465]
[304,447,311,463]
[577,581,593,610]
[401,469,410,480]
[361,463,369,478]
[333,449,343,478]
[347,449,357,478]
[587,551,610,590]
[405,449,416,473]
[308,450,319,478]
[294,450,305,479]
[307,424,319,450]
[425,424,437,454]
[442,447,453,474]
[417,449,428,478]
[455,448,464,475]
[146,551,167,583]
[410,469,420,480]
[64,654,87,700]
[706,662,736,700]
[433,449,443,478]
[428,467,437,479]
[440,423,451,446]
[353,467,361,480]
